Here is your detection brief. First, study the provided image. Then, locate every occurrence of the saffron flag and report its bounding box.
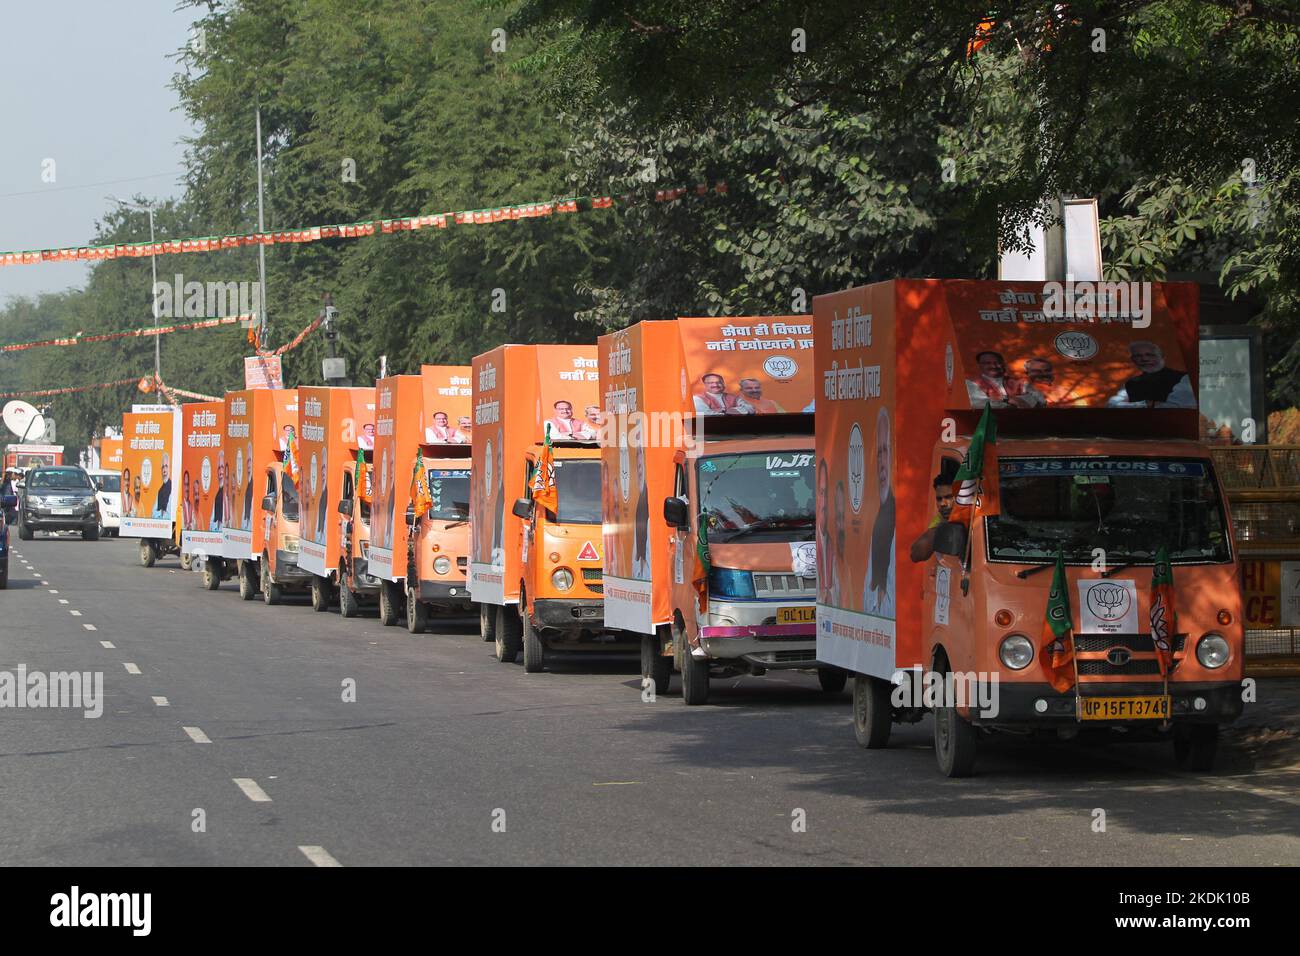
[532,424,558,514]
[354,447,370,504]
[952,404,999,526]
[1039,548,1076,693]
[1149,545,1177,676]
[411,448,432,518]
[693,509,711,614]
[283,430,300,483]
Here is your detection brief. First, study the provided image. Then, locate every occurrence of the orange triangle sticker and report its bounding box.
[577,541,600,561]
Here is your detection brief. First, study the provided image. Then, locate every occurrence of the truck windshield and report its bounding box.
[94,475,121,493]
[428,469,470,522]
[697,450,815,542]
[281,475,299,521]
[553,459,601,524]
[985,457,1231,565]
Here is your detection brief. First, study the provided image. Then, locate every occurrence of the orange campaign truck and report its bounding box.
[403,365,474,632]
[335,425,376,618]
[815,278,1245,776]
[601,317,825,703]
[219,387,299,600]
[295,386,374,612]
[120,406,182,561]
[178,401,226,587]
[472,344,616,670]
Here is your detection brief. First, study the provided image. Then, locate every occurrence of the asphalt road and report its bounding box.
[2,532,1299,866]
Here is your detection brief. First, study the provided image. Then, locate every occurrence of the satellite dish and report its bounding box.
[2,400,45,441]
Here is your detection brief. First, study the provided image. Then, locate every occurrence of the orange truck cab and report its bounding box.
[219,387,298,600]
[471,343,617,671]
[405,447,474,632]
[508,438,623,670]
[335,451,378,616]
[371,366,473,628]
[599,317,828,704]
[814,279,1245,776]
[258,452,312,603]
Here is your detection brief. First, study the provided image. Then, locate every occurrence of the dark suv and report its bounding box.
[18,466,101,541]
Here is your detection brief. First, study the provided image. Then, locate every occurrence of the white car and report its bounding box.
[86,469,122,536]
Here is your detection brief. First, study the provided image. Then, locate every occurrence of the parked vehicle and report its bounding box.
[17,465,101,540]
[404,448,474,632]
[813,278,1243,776]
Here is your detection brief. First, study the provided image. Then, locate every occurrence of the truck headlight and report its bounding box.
[434,556,451,575]
[999,634,1034,670]
[707,567,755,599]
[281,535,299,554]
[551,568,574,591]
[1196,633,1230,669]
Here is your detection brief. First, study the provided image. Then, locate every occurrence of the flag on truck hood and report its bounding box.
[1040,549,1076,693]
[532,423,558,514]
[693,509,711,614]
[1149,545,1177,676]
[411,448,432,518]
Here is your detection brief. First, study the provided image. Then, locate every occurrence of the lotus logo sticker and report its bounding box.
[1054,330,1099,361]
[619,442,630,503]
[763,354,798,381]
[846,423,865,514]
[790,542,816,577]
[201,456,212,493]
[1078,579,1138,633]
[309,453,319,496]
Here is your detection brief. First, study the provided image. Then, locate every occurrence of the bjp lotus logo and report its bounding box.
[763,355,798,381]
[1086,582,1131,621]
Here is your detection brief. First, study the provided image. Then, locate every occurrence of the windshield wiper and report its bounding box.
[715,516,814,541]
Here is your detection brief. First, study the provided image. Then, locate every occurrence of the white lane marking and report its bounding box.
[58,599,68,604]
[183,726,212,744]
[69,610,81,616]
[233,778,272,802]
[298,845,342,867]
[83,623,96,631]
[123,663,141,675]
[152,696,169,706]
[100,641,115,649]
[48,589,57,594]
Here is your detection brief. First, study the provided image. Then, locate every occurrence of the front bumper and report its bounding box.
[418,578,472,605]
[968,681,1244,728]
[697,623,818,668]
[274,549,313,583]
[533,597,604,630]
[23,508,97,531]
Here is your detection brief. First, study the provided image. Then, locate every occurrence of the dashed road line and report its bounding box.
[47,589,57,594]
[100,641,115,649]
[69,610,81,617]
[123,663,141,675]
[298,845,342,867]
[58,599,68,604]
[152,696,169,706]
[182,726,212,744]
[233,778,272,802]
[83,623,96,631]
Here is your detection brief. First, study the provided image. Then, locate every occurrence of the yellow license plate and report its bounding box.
[1079,696,1170,721]
[777,606,815,625]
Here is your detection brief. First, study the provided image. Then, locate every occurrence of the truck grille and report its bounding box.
[582,567,603,594]
[1077,659,1162,677]
[752,573,816,599]
[1074,633,1187,653]
[456,556,468,571]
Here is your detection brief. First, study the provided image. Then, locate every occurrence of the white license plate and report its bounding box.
[53,508,75,515]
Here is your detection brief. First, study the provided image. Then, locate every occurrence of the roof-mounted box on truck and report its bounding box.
[221,388,298,561]
[295,386,374,579]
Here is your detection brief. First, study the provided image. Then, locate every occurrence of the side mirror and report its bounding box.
[512,497,533,520]
[933,520,968,558]
[663,497,689,528]
[261,494,276,513]
[337,498,353,516]
[405,504,416,528]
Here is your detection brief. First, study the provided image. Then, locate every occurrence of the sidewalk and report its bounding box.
[1222,677,1300,772]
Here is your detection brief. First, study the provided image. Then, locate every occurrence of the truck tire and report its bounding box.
[933,665,978,777]
[18,518,33,540]
[310,574,331,612]
[480,603,496,643]
[203,557,222,590]
[495,604,522,663]
[339,566,360,618]
[84,523,100,542]
[641,629,672,697]
[180,551,191,570]
[139,539,157,567]
[378,579,402,626]
[522,608,545,673]
[852,675,893,749]
[818,667,847,694]
[681,646,710,705]
[1174,723,1219,772]
[238,559,258,600]
[406,585,428,633]
[261,555,282,605]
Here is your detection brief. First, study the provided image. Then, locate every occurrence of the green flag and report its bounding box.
[953,404,996,508]
[1039,548,1075,692]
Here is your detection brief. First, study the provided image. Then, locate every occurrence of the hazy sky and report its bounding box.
[0,1,199,305]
